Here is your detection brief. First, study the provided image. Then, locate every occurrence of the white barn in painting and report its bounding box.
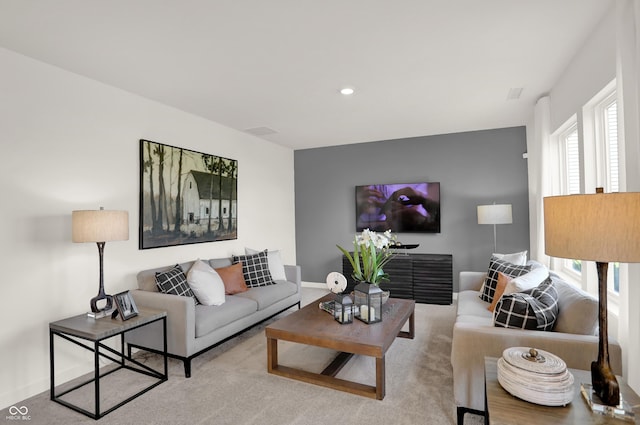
[182,170,236,225]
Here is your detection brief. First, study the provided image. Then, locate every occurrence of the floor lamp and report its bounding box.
[544,189,640,415]
[72,208,129,314]
[477,204,512,252]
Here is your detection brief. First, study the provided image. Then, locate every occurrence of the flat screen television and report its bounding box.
[355,182,440,233]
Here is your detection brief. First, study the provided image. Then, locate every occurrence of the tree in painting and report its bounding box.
[140,139,238,249]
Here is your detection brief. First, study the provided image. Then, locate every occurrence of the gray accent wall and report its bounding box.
[294,126,530,291]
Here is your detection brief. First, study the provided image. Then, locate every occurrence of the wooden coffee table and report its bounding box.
[265,294,415,400]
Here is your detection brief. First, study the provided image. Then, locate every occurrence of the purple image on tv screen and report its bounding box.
[355,182,440,233]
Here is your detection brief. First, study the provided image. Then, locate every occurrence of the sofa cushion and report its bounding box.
[480,257,532,303]
[215,263,248,295]
[235,281,298,310]
[552,273,598,335]
[232,250,274,288]
[186,260,226,306]
[493,278,558,331]
[155,264,199,304]
[457,291,493,319]
[209,257,232,269]
[194,296,258,337]
[245,247,287,281]
[454,314,493,326]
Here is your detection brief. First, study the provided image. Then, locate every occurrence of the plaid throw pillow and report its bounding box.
[493,278,558,331]
[155,264,199,304]
[480,257,532,303]
[232,250,274,288]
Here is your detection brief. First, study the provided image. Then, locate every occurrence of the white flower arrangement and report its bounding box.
[337,228,396,286]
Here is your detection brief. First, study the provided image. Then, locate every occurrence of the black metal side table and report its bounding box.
[49,308,167,419]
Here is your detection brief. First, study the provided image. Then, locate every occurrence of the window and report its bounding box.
[554,119,582,276]
[601,95,620,292]
[549,81,625,298]
[585,81,622,295]
[563,126,581,195]
[601,95,619,193]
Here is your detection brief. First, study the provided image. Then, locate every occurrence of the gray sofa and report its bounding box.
[125,257,301,377]
[452,268,622,425]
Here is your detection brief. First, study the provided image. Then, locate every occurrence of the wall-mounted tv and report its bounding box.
[356,182,440,233]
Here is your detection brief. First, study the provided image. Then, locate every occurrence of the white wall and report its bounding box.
[549,10,617,131]
[527,3,640,393]
[0,47,296,408]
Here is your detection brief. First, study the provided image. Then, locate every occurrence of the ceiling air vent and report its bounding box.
[506,87,523,100]
[244,126,278,136]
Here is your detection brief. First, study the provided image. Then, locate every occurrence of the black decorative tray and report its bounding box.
[389,244,419,249]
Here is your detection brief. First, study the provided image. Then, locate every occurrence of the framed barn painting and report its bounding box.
[139,139,238,249]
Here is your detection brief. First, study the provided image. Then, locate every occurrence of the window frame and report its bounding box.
[582,79,622,300]
[550,116,583,280]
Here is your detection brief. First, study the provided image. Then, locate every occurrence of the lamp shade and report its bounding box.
[477,204,512,225]
[544,192,640,263]
[72,209,129,243]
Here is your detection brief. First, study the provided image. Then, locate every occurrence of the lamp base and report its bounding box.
[581,383,635,422]
[90,293,113,314]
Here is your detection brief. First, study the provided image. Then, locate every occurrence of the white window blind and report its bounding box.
[603,97,620,292]
[558,124,582,275]
[604,100,619,192]
[565,127,580,195]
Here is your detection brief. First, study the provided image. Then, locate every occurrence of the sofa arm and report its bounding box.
[127,289,196,358]
[451,322,622,412]
[284,264,302,292]
[459,271,486,292]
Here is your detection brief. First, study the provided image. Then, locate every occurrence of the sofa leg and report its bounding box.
[184,359,191,378]
[456,406,485,425]
[457,406,465,425]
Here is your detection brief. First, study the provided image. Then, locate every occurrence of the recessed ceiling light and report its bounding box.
[340,87,354,95]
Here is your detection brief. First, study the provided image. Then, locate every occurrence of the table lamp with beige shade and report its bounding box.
[72,208,129,314]
[544,188,640,415]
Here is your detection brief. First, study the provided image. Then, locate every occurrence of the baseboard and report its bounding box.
[1,361,95,411]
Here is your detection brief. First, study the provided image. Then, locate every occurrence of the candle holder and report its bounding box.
[354,282,383,324]
[334,293,353,324]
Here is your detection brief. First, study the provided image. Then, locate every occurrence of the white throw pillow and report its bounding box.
[492,250,528,266]
[504,265,549,295]
[186,260,226,306]
[245,248,287,281]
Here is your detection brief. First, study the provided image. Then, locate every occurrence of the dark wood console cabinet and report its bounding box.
[342,253,452,304]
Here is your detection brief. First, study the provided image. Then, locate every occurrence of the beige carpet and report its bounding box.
[7,288,485,424]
